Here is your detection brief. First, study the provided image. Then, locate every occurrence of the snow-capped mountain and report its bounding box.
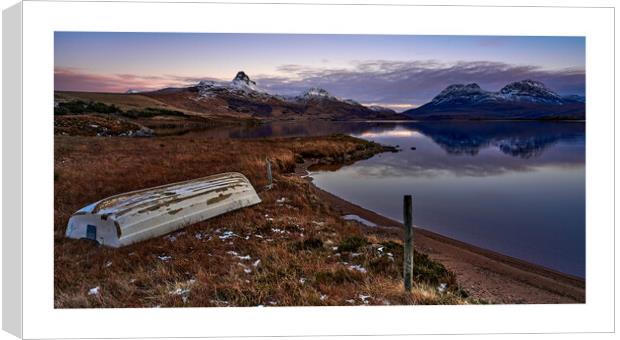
[230,71,261,92]
[429,83,489,106]
[193,72,270,100]
[291,87,363,106]
[141,72,406,121]
[368,105,397,115]
[295,87,335,101]
[428,80,574,106]
[404,80,585,120]
[497,80,565,104]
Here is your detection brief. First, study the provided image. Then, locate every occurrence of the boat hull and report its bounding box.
[65,172,261,247]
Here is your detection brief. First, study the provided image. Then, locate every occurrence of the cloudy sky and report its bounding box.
[55,33,585,111]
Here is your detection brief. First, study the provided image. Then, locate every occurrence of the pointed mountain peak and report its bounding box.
[232,71,256,86]
[230,71,260,92]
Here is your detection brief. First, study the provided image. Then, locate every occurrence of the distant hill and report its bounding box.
[403,80,585,120]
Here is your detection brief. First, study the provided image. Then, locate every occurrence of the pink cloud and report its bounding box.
[54,68,191,93]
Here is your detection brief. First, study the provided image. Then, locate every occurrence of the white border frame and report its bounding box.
[7,1,617,338]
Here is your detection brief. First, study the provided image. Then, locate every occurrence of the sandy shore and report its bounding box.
[296,161,585,304]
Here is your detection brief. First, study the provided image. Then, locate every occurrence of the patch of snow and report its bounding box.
[252,259,261,267]
[359,294,371,304]
[348,265,367,273]
[342,214,377,227]
[219,231,236,240]
[299,278,306,284]
[210,299,229,306]
[169,287,191,303]
[88,287,100,296]
[158,255,172,262]
[320,294,328,301]
[438,283,447,293]
[170,288,190,296]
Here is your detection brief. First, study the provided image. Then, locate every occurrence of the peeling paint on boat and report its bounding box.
[65,172,261,247]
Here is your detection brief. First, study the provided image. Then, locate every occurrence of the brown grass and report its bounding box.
[55,91,177,112]
[54,134,474,308]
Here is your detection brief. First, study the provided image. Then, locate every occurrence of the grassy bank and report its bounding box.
[54,134,477,307]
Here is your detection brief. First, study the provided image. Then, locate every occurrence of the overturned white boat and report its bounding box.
[65,172,261,247]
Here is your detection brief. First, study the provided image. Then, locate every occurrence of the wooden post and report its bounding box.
[265,158,273,189]
[403,195,413,292]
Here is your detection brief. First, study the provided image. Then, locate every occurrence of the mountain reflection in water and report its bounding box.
[202,120,585,277]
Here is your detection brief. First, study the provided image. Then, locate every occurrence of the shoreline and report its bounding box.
[54,133,584,306]
[295,161,585,304]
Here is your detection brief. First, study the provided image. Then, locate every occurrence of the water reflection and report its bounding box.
[346,123,584,178]
[198,120,585,277]
[309,121,585,278]
[200,120,584,160]
[410,122,584,159]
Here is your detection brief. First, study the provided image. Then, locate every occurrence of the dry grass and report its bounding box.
[54,115,149,136]
[54,134,475,308]
[55,91,177,112]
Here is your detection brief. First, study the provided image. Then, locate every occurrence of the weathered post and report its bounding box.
[265,158,273,189]
[403,194,413,292]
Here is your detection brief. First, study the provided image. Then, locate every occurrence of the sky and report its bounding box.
[55,32,585,110]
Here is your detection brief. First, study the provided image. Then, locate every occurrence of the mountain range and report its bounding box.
[403,80,585,120]
[57,72,585,123]
[135,71,404,121]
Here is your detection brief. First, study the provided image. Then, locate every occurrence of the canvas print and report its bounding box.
[54,33,585,307]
